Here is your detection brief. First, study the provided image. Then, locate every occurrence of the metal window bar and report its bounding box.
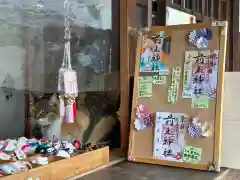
[214,0,219,19]
[173,0,181,5]
[205,0,212,17]
[220,0,227,20]
[184,0,193,9]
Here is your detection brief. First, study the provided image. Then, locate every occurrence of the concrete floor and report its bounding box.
[79,161,231,180]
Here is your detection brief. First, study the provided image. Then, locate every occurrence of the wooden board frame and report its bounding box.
[2,147,109,180]
[128,22,228,172]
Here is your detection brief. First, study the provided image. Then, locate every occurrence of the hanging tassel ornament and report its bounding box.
[65,98,75,123]
[59,96,65,117]
[73,101,77,118]
[57,66,66,93]
[57,0,78,124]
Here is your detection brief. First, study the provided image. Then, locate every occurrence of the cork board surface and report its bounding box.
[128,23,226,171]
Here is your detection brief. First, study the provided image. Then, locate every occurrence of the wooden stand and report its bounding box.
[2,147,109,180]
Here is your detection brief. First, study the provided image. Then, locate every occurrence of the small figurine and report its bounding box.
[53,142,61,150]
[56,150,70,158]
[45,147,57,156]
[35,139,50,154]
[73,140,81,149]
[35,146,47,154]
[65,148,76,156]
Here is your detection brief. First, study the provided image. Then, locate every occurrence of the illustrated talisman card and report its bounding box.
[182,50,219,99]
[153,112,188,162]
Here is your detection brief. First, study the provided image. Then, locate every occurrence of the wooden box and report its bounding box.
[2,146,109,180]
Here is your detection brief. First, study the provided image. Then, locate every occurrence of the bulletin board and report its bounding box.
[128,22,227,172]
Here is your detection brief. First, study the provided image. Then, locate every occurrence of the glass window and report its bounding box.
[0,0,120,148]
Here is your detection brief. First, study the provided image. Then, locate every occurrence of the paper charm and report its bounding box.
[201,122,213,137]
[188,28,212,49]
[168,67,181,104]
[191,95,209,108]
[56,150,70,158]
[52,135,62,150]
[35,157,48,165]
[138,76,153,98]
[45,147,57,156]
[182,146,202,164]
[136,104,149,119]
[0,164,17,175]
[134,119,147,131]
[128,152,135,161]
[188,117,213,138]
[196,37,208,49]
[143,114,153,127]
[14,149,27,160]
[140,35,169,74]
[202,129,212,137]
[0,152,11,161]
[4,140,17,151]
[134,115,153,131]
[153,75,166,84]
[52,135,58,143]
[188,117,203,137]
[153,112,187,162]
[188,30,197,45]
[134,104,153,130]
[196,28,212,40]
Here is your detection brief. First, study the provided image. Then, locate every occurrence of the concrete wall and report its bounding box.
[221,72,240,169]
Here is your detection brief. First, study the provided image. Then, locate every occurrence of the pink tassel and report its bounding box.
[65,103,74,123]
[73,102,76,117]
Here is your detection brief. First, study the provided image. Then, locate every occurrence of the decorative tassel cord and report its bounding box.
[57,0,78,124]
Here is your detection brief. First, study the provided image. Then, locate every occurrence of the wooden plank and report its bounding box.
[128,32,143,161]
[2,147,109,180]
[213,22,228,171]
[69,157,126,179]
[133,157,208,171]
[120,0,129,153]
[120,0,136,152]
[151,23,211,32]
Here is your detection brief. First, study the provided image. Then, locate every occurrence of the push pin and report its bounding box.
[162,37,171,54]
